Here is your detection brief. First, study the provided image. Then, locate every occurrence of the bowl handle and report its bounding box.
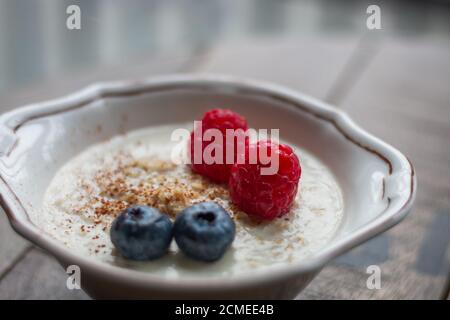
[0,125,17,157]
[384,169,413,200]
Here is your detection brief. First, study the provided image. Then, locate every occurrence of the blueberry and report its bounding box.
[174,202,235,262]
[110,206,173,261]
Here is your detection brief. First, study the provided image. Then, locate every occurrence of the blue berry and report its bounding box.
[174,202,235,262]
[110,206,173,261]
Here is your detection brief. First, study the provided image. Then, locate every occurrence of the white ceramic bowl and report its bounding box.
[0,75,415,299]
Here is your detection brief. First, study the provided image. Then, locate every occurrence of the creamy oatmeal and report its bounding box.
[37,123,343,278]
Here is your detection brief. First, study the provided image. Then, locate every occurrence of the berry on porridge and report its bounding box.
[189,109,249,183]
[229,140,301,220]
[110,206,173,260]
[174,202,235,262]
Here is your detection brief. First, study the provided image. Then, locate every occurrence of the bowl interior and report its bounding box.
[0,84,392,251]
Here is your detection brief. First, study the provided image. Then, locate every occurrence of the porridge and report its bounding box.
[38,120,343,278]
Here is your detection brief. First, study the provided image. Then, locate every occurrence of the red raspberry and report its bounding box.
[229,140,301,220]
[190,109,248,183]
[202,108,247,132]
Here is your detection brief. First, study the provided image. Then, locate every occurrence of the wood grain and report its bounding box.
[0,52,206,114]
[194,37,362,100]
[0,248,89,299]
[0,210,30,276]
[299,37,450,300]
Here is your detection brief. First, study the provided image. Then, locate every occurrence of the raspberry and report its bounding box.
[189,109,248,183]
[202,108,248,133]
[229,140,301,220]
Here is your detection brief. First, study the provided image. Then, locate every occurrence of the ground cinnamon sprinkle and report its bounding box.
[71,152,242,240]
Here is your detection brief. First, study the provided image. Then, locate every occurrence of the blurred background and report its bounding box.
[0,0,449,299]
[1,0,449,105]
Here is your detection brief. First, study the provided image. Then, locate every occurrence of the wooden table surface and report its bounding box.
[0,34,449,299]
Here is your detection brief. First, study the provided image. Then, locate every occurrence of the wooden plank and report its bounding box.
[0,248,90,299]
[0,51,207,114]
[0,210,30,276]
[195,37,362,101]
[299,38,450,299]
[298,204,449,299]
